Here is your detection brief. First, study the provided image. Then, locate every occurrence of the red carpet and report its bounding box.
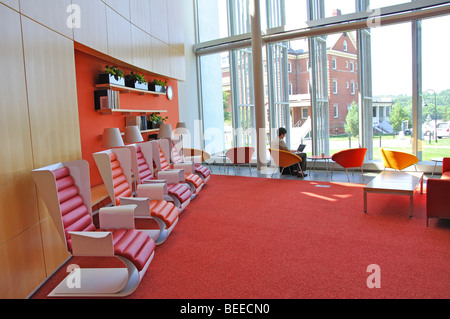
[32,175,450,299]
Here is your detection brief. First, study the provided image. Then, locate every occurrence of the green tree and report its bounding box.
[345,101,359,137]
[389,103,410,133]
[443,107,449,122]
[223,90,232,123]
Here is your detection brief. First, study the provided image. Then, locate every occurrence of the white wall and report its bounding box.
[177,0,202,149]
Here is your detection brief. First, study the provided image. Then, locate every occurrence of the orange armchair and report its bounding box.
[380,148,418,171]
[269,148,304,178]
[331,148,367,182]
[225,146,255,175]
[426,157,450,226]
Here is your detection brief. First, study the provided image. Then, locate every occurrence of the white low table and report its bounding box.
[363,171,424,218]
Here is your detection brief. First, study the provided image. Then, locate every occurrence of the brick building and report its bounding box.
[221,30,361,136]
[288,32,359,135]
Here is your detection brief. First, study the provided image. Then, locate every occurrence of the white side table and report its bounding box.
[431,157,443,176]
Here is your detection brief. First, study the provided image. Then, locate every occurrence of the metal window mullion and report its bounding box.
[238,50,245,146]
[267,43,277,139]
[230,50,239,148]
[280,43,290,134]
[412,19,423,161]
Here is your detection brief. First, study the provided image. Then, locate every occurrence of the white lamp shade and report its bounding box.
[101,127,125,148]
[124,126,144,144]
[174,122,189,135]
[158,123,173,139]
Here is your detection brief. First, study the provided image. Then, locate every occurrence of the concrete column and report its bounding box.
[251,0,267,171]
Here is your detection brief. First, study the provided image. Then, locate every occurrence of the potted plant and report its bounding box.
[99,65,125,86]
[148,79,167,93]
[147,113,168,129]
[125,71,147,90]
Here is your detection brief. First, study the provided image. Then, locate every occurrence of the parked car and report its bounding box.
[436,121,450,139]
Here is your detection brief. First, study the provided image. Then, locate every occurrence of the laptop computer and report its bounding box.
[297,144,306,152]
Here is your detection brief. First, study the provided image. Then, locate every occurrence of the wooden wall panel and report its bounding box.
[0,0,19,11]
[152,38,171,77]
[167,0,185,52]
[0,4,45,300]
[131,24,153,71]
[39,216,70,275]
[170,46,186,81]
[73,0,108,55]
[102,0,130,20]
[149,0,168,43]
[20,17,82,294]
[20,0,73,39]
[22,16,82,170]
[130,0,151,33]
[0,0,186,299]
[0,4,37,245]
[0,224,46,299]
[106,6,133,65]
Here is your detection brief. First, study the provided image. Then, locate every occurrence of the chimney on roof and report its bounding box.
[332,9,342,16]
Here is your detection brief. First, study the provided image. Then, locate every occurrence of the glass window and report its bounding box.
[196,0,229,43]
[371,22,412,160]
[421,14,450,159]
[282,0,309,31]
[228,0,252,36]
[302,108,309,119]
[195,0,450,166]
[199,52,231,154]
[230,47,256,148]
[324,0,356,18]
[370,0,415,11]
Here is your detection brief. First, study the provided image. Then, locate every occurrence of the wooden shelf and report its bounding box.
[96,109,167,115]
[95,83,166,96]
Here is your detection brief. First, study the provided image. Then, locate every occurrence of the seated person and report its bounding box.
[271,127,307,177]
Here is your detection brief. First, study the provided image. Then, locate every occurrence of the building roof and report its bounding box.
[288,32,357,56]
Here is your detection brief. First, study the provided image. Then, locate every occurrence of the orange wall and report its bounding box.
[74,49,179,186]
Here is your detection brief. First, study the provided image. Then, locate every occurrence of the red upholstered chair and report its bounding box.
[331,148,367,182]
[442,157,450,180]
[94,148,179,245]
[151,139,205,198]
[183,147,213,176]
[125,142,192,213]
[171,140,211,183]
[426,157,450,226]
[31,160,156,297]
[225,147,255,175]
